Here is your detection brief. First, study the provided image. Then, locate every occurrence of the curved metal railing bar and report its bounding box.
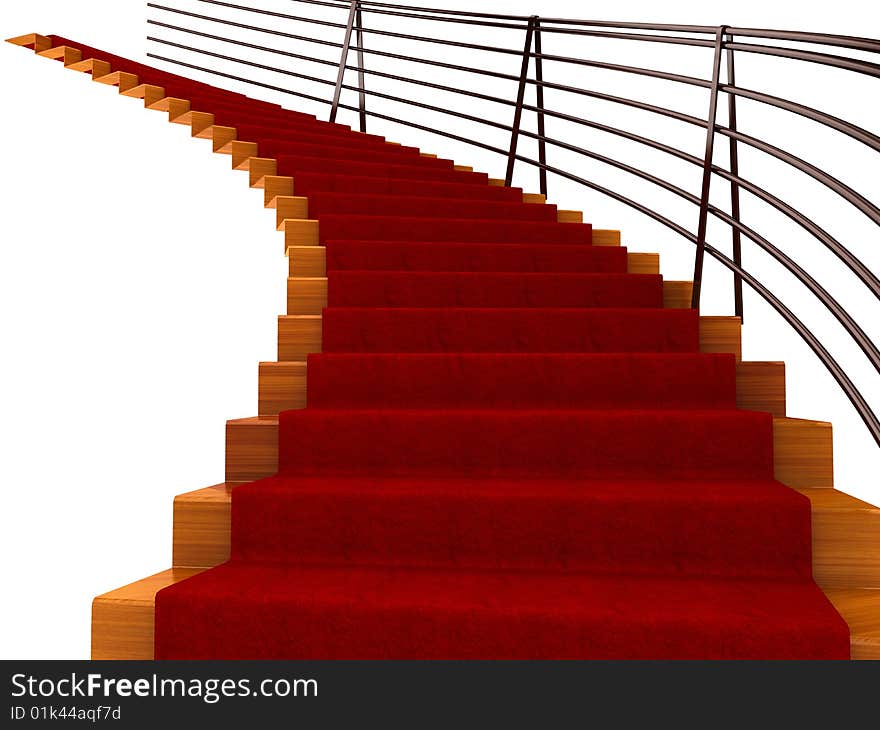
[146,0,880,449]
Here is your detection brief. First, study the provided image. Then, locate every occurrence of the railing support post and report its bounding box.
[691,26,727,310]
[505,15,538,187]
[534,18,548,197]
[355,1,367,133]
[329,0,359,124]
[726,34,744,321]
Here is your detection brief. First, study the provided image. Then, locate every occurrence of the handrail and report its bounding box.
[145,0,880,449]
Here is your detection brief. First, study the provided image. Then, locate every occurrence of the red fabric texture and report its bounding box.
[324,272,662,308]
[324,240,628,272]
[321,307,699,353]
[308,194,558,222]
[52,42,845,658]
[305,353,738,409]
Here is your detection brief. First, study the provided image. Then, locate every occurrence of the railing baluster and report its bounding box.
[534,18,548,197]
[355,1,367,133]
[329,0,359,124]
[505,15,538,187]
[726,34,744,321]
[691,25,728,310]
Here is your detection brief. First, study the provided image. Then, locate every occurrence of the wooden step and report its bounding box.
[282,219,320,249]
[773,417,833,489]
[93,70,139,94]
[173,484,233,568]
[288,245,327,277]
[91,568,205,660]
[278,315,322,361]
[91,565,880,660]
[558,210,583,224]
[249,158,278,187]
[120,83,165,107]
[699,316,741,360]
[627,253,659,275]
[210,125,237,153]
[824,588,880,659]
[286,276,693,316]
[231,141,259,170]
[168,485,880,593]
[146,96,189,114]
[736,361,785,417]
[264,176,295,207]
[288,276,327,314]
[259,361,308,417]
[662,281,692,309]
[65,58,112,77]
[37,45,82,66]
[226,416,279,483]
[275,315,737,363]
[276,197,310,228]
[799,488,880,588]
[6,33,53,52]
[593,230,621,247]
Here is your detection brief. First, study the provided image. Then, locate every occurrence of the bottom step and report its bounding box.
[92,568,878,659]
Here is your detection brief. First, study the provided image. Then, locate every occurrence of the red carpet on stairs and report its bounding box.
[56,41,847,658]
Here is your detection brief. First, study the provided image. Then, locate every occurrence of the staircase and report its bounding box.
[9,32,880,659]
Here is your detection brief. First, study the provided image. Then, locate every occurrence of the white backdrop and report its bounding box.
[0,1,878,659]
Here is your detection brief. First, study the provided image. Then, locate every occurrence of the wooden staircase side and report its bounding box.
[9,34,879,661]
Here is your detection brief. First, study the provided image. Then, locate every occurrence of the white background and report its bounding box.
[0,1,878,659]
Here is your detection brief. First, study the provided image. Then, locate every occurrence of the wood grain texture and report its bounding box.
[276,197,310,229]
[798,488,880,588]
[259,361,308,416]
[189,112,216,137]
[662,281,693,309]
[288,246,327,277]
[173,484,233,568]
[166,98,192,122]
[282,219,320,249]
[627,253,659,275]
[774,417,834,489]
[231,141,259,170]
[488,178,505,186]
[65,58,112,77]
[146,96,188,113]
[288,277,328,314]
[557,210,584,223]
[93,71,139,93]
[699,316,742,360]
[249,158,278,187]
[211,125,236,153]
[6,33,53,52]
[264,176,295,207]
[120,84,165,108]
[823,588,880,659]
[736,361,786,417]
[592,229,621,247]
[522,193,546,204]
[91,568,205,660]
[278,315,323,361]
[225,417,279,483]
[37,46,82,65]
[453,164,473,172]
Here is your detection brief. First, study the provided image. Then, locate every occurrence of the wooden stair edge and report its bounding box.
[6,33,53,52]
[92,568,206,660]
[90,565,880,660]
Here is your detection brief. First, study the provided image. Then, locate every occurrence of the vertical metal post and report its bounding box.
[534,18,548,197]
[329,1,358,124]
[726,33,744,321]
[505,16,537,187]
[355,1,367,133]
[691,26,727,310]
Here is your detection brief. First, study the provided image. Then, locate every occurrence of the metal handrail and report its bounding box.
[145,0,880,448]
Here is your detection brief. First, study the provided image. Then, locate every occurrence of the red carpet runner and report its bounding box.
[49,38,850,658]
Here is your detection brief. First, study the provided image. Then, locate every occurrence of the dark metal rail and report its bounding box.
[145,0,880,448]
